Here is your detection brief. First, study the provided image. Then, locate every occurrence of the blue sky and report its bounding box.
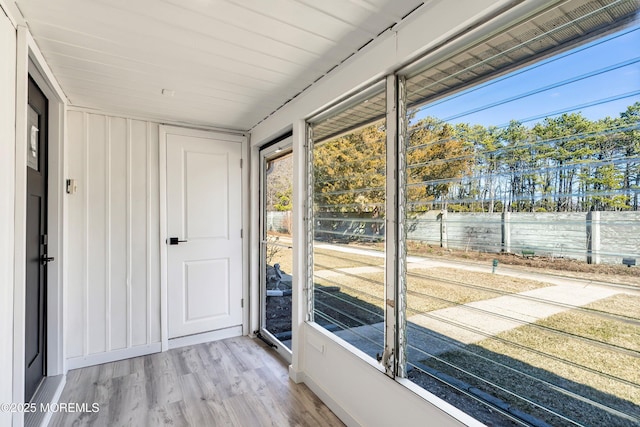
[414,23,640,128]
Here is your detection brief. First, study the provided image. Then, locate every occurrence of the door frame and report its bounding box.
[13,25,66,416]
[258,138,294,362]
[159,125,248,351]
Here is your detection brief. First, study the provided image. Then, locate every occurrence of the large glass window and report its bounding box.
[306,1,639,425]
[401,1,640,425]
[309,83,388,359]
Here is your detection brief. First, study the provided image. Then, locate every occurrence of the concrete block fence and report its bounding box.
[270,210,640,265]
[406,211,640,265]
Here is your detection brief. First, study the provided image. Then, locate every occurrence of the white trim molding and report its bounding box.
[66,343,162,371]
[168,326,243,351]
[0,9,17,427]
[158,124,248,352]
[13,24,67,427]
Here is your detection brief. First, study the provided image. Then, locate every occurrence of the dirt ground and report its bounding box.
[360,240,640,287]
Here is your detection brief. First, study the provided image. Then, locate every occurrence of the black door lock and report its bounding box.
[168,237,187,245]
[41,256,55,265]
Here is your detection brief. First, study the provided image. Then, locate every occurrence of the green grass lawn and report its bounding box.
[416,293,640,426]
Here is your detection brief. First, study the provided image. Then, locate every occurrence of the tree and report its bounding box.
[312,103,640,216]
[618,102,640,210]
[265,154,293,211]
[406,117,473,212]
[455,123,502,212]
[533,113,596,211]
[313,122,386,214]
[500,120,535,211]
[273,188,292,211]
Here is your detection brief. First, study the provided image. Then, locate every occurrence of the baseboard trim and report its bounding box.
[168,325,243,350]
[288,365,306,384]
[304,374,361,427]
[66,343,162,370]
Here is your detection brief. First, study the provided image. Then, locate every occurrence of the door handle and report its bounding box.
[168,237,188,245]
[41,256,55,265]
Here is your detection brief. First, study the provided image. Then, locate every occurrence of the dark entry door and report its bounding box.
[25,77,49,402]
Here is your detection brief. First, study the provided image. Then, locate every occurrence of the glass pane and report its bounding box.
[311,85,387,360]
[402,2,640,426]
[27,106,39,171]
[264,152,293,349]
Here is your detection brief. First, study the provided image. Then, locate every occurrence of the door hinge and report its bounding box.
[240,158,243,168]
[241,298,244,308]
[240,229,243,238]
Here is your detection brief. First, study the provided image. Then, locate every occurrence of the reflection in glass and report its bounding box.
[402,4,640,426]
[311,86,387,360]
[263,152,294,349]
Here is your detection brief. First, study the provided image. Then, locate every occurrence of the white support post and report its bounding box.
[289,119,309,383]
[501,211,511,253]
[586,211,601,264]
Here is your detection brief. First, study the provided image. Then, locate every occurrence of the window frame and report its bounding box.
[303,0,640,423]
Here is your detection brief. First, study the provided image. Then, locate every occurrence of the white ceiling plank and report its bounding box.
[158,0,346,62]
[16,0,424,129]
[23,1,313,73]
[292,0,394,35]
[51,68,276,110]
[45,58,273,102]
[64,87,251,128]
[224,0,371,46]
[37,37,295,89]
[26,17,315,83]
[29,18,320,76]
[94,0,336,69]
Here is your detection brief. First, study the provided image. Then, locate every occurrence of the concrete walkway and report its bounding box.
[408,284,618,346]
[320,243,635,360]
[335,283,621,360]
[314,242,639,295]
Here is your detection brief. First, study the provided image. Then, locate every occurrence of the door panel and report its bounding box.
[25,194,42,367]
[166,131,243,338]
[184,151,229,239]
[185,259,229,320]
[25,77,48,401]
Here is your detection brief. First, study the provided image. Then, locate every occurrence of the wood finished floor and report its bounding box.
[51,337,345,427]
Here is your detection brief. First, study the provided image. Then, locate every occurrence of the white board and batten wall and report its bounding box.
[65,110,162,368]
[65,111,248,368]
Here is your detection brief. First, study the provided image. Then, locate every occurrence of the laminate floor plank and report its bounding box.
[51,337,345,427]
[146,401,190,426]
[106,372,148,427]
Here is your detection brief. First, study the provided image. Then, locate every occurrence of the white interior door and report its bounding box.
[164,127,244,339]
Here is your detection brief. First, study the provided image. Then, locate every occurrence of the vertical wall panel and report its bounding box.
[109,117,128,351]
[65,110,161,366]
[65,111,86,359]
[87,114,108,355]
[148,123,161,344]
[131,119,148,347]
[0,12,16,425]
